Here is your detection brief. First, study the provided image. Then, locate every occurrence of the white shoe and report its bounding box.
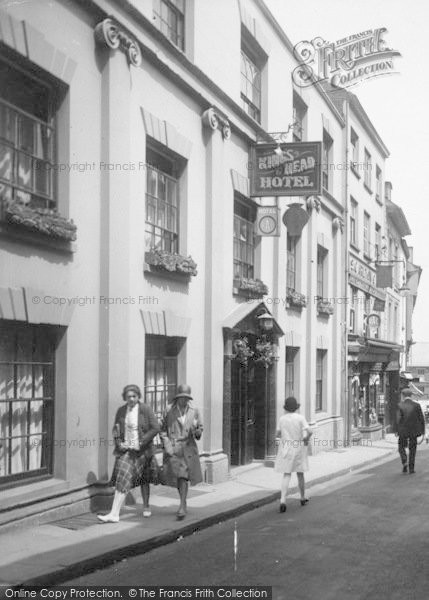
[143,509,152,518]
[97,513,119,523]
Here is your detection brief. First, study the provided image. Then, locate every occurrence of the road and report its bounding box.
[65,445,429,599]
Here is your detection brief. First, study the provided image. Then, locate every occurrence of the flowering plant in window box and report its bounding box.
[3,200,77,241]
[254,338,278,368]
[286,288,307,308]
[233,337,254,366]
[235,277,268,298]
[145,247,198,276]
[317,298,334,316]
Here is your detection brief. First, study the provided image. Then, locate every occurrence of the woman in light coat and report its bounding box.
[160,384,203,520]
[274,396,312,513]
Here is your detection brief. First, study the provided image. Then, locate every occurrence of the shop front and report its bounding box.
[349,340,402,440]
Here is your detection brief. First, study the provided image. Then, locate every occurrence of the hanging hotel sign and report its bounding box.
[255,206,281,236]
[250,142,322,197]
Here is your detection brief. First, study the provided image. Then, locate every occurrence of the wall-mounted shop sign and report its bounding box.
[255,206,281,236]
[349,256,386,301]
[250,142,322,197]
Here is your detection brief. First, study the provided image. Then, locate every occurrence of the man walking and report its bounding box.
[397,387,425,474]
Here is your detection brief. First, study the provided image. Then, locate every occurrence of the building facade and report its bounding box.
[0,0,419,523]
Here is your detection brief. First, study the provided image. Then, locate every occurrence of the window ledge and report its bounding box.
[350,242,361,253]
[0,222,76,254]
[363,252,373,262]
[375,195,383,206]
[143,262,191,283]
[363,183,373,194]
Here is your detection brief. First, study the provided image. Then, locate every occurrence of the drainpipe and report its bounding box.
[343,100,351,445]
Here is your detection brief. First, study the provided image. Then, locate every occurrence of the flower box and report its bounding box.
[286,288,307,308]
[145,248,198,277]
[3,201,77,241]
[317,299,334,316]
[234,277,268,299]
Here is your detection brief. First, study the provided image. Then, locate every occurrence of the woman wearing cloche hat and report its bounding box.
[274,396,313,513]
[160,384,203,520]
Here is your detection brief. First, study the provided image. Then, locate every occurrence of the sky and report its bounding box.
[265,0,429,364]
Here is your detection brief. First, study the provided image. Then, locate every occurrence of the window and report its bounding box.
[0,321,56,483]
[145,146,181,253]
[322,129,333,191]
[375,165,382,203]
[350,198,358,246]
[394,305,398,343]
[153,0,185,51]
[363,211,370,256]
[285,347,299,398]
[286,234,297,290]
[363,294,371,336]
[374,223,381,260]
[292,94,307,142]
[316,350,326,412]
[364,148,372,190]
[144,335,184,421]
[349,287,357,333]
[0,58,56,212]
[317,246,327,299]
[234,197,256,280]
[350,128,359,170]
[240,41,262,123]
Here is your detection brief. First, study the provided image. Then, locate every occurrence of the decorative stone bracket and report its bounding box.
[94,18,142,67]
[202,108,231,140]
[332,216,344,233]
[306,196,321,213]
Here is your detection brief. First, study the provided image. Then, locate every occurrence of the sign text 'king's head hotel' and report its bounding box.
[250,142,322,197]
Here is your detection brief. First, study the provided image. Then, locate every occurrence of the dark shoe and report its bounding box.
[409,469,415,474]
[300,498,309,506]
[402,464,408,473]
[279,503,287,513]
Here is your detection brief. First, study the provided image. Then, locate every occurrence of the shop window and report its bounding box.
[315,349,326,412]
[0,57,57,213]
[233,196,256,280]
[144,335,185,423]
[153,0,185,51]
[0,321,56,483]
[285,347,299,398]
[145,145,184,253]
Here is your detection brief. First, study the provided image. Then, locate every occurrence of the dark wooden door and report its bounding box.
[231,361,255,465]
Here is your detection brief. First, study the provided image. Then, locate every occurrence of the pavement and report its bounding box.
[0,435,400,588]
